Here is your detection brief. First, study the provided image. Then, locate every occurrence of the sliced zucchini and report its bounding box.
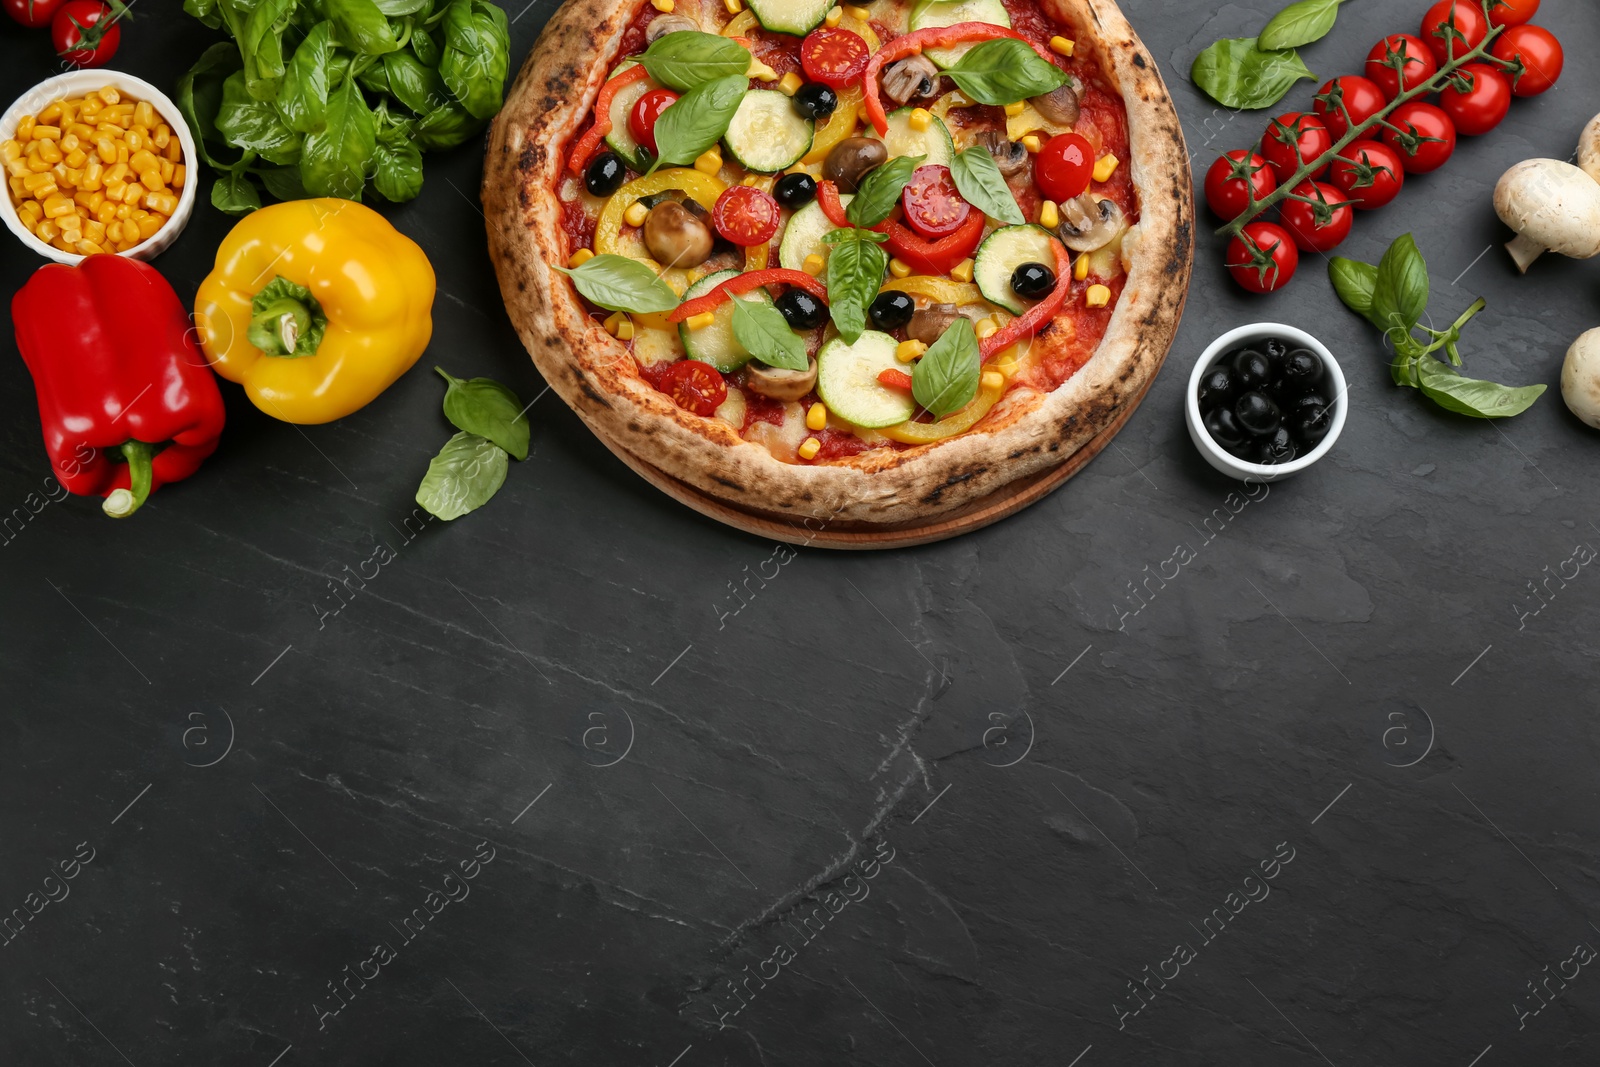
[777,194,851,272]
[679,269,775,373]
[974,224,1060,315]
[866,107,954,170]
[747,0,836,35]
[908,0,1012,68]
[724,91,815,173]
[603,61,655,171]
[816,331,917,428]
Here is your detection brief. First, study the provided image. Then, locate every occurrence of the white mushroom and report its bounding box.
[1561,328,1600,429]
[1494,159,1600,273]
[1579,113,1600,185]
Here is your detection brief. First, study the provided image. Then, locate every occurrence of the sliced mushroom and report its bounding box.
[645,14,698,42]
[643,200,714,268]
[905,303,985,345]
[1494,159,1600,273]
[880,55,939,106]
[975,130,1028,178]
[823,137,887,193]
[746,358,818,402]
[1055,195,1125,252]
[1030,82,1080,126]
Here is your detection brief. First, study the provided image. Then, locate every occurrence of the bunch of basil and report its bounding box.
[177,0,511,214]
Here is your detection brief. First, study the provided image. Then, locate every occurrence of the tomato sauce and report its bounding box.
[560,196,597,251]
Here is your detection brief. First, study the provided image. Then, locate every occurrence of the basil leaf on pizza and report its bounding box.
[651,74,747,167]
[950,146,1025,226]
[847,155,924,228]
[640,31,752,91]
[731,298,810,372]
[555,254,680,314]
[824,229,889,343]
[943,39,1069,105]
[912,317,981,418]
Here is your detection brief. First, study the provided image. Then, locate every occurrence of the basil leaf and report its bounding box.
[375,0,431,13]
[824,229,888,343]
[436,368,530,460]
[300,76,377,199]
[276,21,333,134]
[1191,38,1314,110]
[730,299,809,372]
[652,74,747,167]
[372,127,425,201]
[178,43,247,169]
[1371,233,1429,340]
[185,0,223,29]
[323,0,402,55]
[1258,0,1345,52]
[416,432,509,521]
[383,49,448,114]
[912,316,981,417]
[556,254,680,314]
[439,0,510,120]
[211,170,263,215]
[1416,359,1546,419]
[240,0,296,101]
[1328,256,1384,330]
[640,31,752,92]
[950,145,1024,226]
[217,71,304,165]
[259,165,309,201]
[944,39,1068,106]
[847,154,923,228]
[412,100,486,149]
[411,25,441,66]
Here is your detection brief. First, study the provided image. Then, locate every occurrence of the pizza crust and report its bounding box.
[484,0,1193,527]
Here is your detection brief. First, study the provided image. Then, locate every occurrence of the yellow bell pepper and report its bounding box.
[880,374,1004,444]
[595,169,726,257]
[878,275,987,307]
[803,85,864,165]
[194,199,435,425]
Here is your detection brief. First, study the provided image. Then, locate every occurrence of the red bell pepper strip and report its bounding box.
[666,269,829,322]
[12,255,227,518]
[877,368,914,390]
[568,65,652,176]
[883,210,985,275]
[816,180,888,231]
[862,23,1059,135]
[980,237,1073,361]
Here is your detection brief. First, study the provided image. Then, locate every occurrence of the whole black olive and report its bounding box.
[793,82,838,121]
[1196,366,1238,412]
[1256,426,1297,464]
[584,151,626,196]
[1204,406,1247,450]
[1232,347,1271,390]
[1278,348,1326,396]
[1289,393,1334,446]
[1010,262,1057,300]
[776,288,828,331]
[1233,391,1281,436]
[774,172,818,210]
[869,291,915,331]
[1263,338,1288,362]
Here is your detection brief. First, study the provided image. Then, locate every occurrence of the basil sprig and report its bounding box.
[912,317,981,418]
[1329,234,1545,419]
[731,299,809,372]
[823,228,889,343]
[1258,0,1346,51]
[944,39,1069,105]
[641,31,752,91]
[651,74,747,168]
[1191,38,1314,110]
[555,254,680,314]
[417,369,534,521]
[437,367,530,460]
[847,155,924,228]
[950,146,1024,226]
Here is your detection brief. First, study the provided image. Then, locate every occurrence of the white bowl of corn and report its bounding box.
[0,70,198,266]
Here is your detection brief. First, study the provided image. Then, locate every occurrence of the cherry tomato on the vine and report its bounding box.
[900,165,971,239]
[800,28,871,89]
[1312,76,1386,142]
[712,186,781,246]
[660,360,728,416]
[1261,113,1332,183]
[1204,150,1276,222]
[628,88,679,155]
[1033,132,1095,203]
[1492,24,1564,97]
[1439,62,1512,136]
[4,0,63,27]
[1488,0,1538,28]
[1420,0,1489,66]
[1226,221,1299,295]
[1329,140,1406,210]
[52,0,120,68]
[1280,180,1354,254]
[1381,102,1457,174]
[1366,34,1439,100]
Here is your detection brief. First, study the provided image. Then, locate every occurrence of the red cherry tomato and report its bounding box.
[800,28,871,89]
[1329,140,1406,210]
[1381,102,1457,174]
[1312,76,1386,142]
[1033,132,1095,203]
[1366,34,1439,100]
[1261,113,1332,183]
[1420,0,1489,65]
[712,186,780,246]
[1280,180,1353,254]
[1492,25,1564,97]
[1226,221,1299,295]
[899,164,971,239]
[4,0,64,27]
[1439,62,1512,136]
[628,88,679,155]
[1487,0,1538,28]
[1204,150,1276,222]
[660,360,728,416]
[51,0,120,68]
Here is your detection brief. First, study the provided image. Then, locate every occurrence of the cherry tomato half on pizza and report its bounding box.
[628,88,679,155]
[801,28,870,89]
[1328,140,1406,210]
[1279,180,1353,254]
[660,360,728,416]
[900,165,971,239]
[1312,76,1386,142]
[1204,151,1276,222]
[1262,113,1332,182]
[712,186,781,246]
[1226,221,1299,295]
[1366,34,1438,100]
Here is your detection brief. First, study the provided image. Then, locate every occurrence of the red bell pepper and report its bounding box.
[816,180,886,231]
[877,368,914,390]
[666,268,829,322]
[12,255,226,518]
[862,23,1058,136]
[980,237,1073,361]
[568,65,652,176]
[884,211,985,275]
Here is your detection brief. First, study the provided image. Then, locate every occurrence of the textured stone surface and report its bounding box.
[2,2,1598,1064]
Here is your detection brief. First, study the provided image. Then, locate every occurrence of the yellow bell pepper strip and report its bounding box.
[721,9,759,35]
[194,199,435,425]
[879,275,987,306]
[803,85,864,165]
[880,372,1004,444]
[594,169,727,257]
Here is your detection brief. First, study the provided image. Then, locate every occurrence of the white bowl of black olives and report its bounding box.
[1185,323,1346,482]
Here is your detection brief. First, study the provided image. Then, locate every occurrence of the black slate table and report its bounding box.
[3,2,1598,1064]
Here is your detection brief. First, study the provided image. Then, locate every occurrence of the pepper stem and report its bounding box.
[247,276,328,358]
[102,440,155,519]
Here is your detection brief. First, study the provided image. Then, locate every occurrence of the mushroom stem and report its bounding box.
[1505,232,1547,274]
